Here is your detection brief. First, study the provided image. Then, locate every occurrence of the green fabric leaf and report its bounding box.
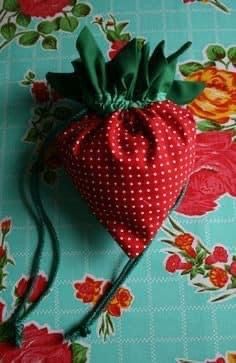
[149,59,177,100]
[149,40,166,82]
[42,36,57,50]
[76,27,106,96]
[16,13,31,27]
[146,41,167,99]
[71,342,88,363]
[46,72,80,99]
[47,26,205,114]
[60,16,78,32]
[153,42,192,97]
[71,58,81,72]
[19,31,39,46]
[167,80,205,105]
[107,38,141,99]
[0,23,16,40]
[167,42,192,63]
[134,42,150,99]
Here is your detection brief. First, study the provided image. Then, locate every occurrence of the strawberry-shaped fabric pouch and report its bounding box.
[0,27,204,346]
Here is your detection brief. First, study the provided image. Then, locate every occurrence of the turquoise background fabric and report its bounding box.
[0,0,236,362]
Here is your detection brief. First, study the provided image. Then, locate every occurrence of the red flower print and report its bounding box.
[205,255,217,265]
[179,262,193,270]
[15,276,29,298]
[0,324,72,362]
[205,246,228,265]
[212,246,228,263]
[209,267,229,288]
[116,287,133,308]
[1,219,11,235]
[106,302,121,317]
[106,287,133,317]
[18,0,70,18]
[109,40,129,59]
[74,276,104,304]
[15,274,48,302]
[183,0,195,3]
[183,246,197,258]
[165,254,181,273]
[0,246,6,259]
[31,82,50,103]
[177,132,236,216]
[174,233,196,258]
[29,275,48,302]
[229,261,236,276]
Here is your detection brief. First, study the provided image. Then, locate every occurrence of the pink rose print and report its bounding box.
[177,131,236,216]
[31,81,50,103]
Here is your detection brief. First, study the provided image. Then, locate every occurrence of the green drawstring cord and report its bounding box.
[0,105,145,346]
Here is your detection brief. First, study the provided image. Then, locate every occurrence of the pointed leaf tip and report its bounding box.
[167,41,192,63]
[76,26,94,52]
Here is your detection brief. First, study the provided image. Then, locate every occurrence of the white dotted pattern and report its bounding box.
[57,100,196,257]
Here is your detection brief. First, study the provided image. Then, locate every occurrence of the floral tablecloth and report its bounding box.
[0,0,236,362]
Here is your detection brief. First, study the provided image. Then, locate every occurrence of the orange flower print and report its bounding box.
[106,300,121,317]
[209,267,229,288]
[174,233,196,258]
[74,275,134,340]
[227,352,236,363]
[175,233,194,248]
[74,276,104,304]
[116,288,133,308]
[184,246,197,258]
[187,67,236,123]
[106,287,133,317]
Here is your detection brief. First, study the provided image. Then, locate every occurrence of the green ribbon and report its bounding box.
[46,27,205,115]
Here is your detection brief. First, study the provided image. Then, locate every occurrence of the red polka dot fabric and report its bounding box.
[56,100,196,257]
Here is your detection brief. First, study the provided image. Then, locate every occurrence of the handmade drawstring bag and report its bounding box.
[0,27,204,346]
